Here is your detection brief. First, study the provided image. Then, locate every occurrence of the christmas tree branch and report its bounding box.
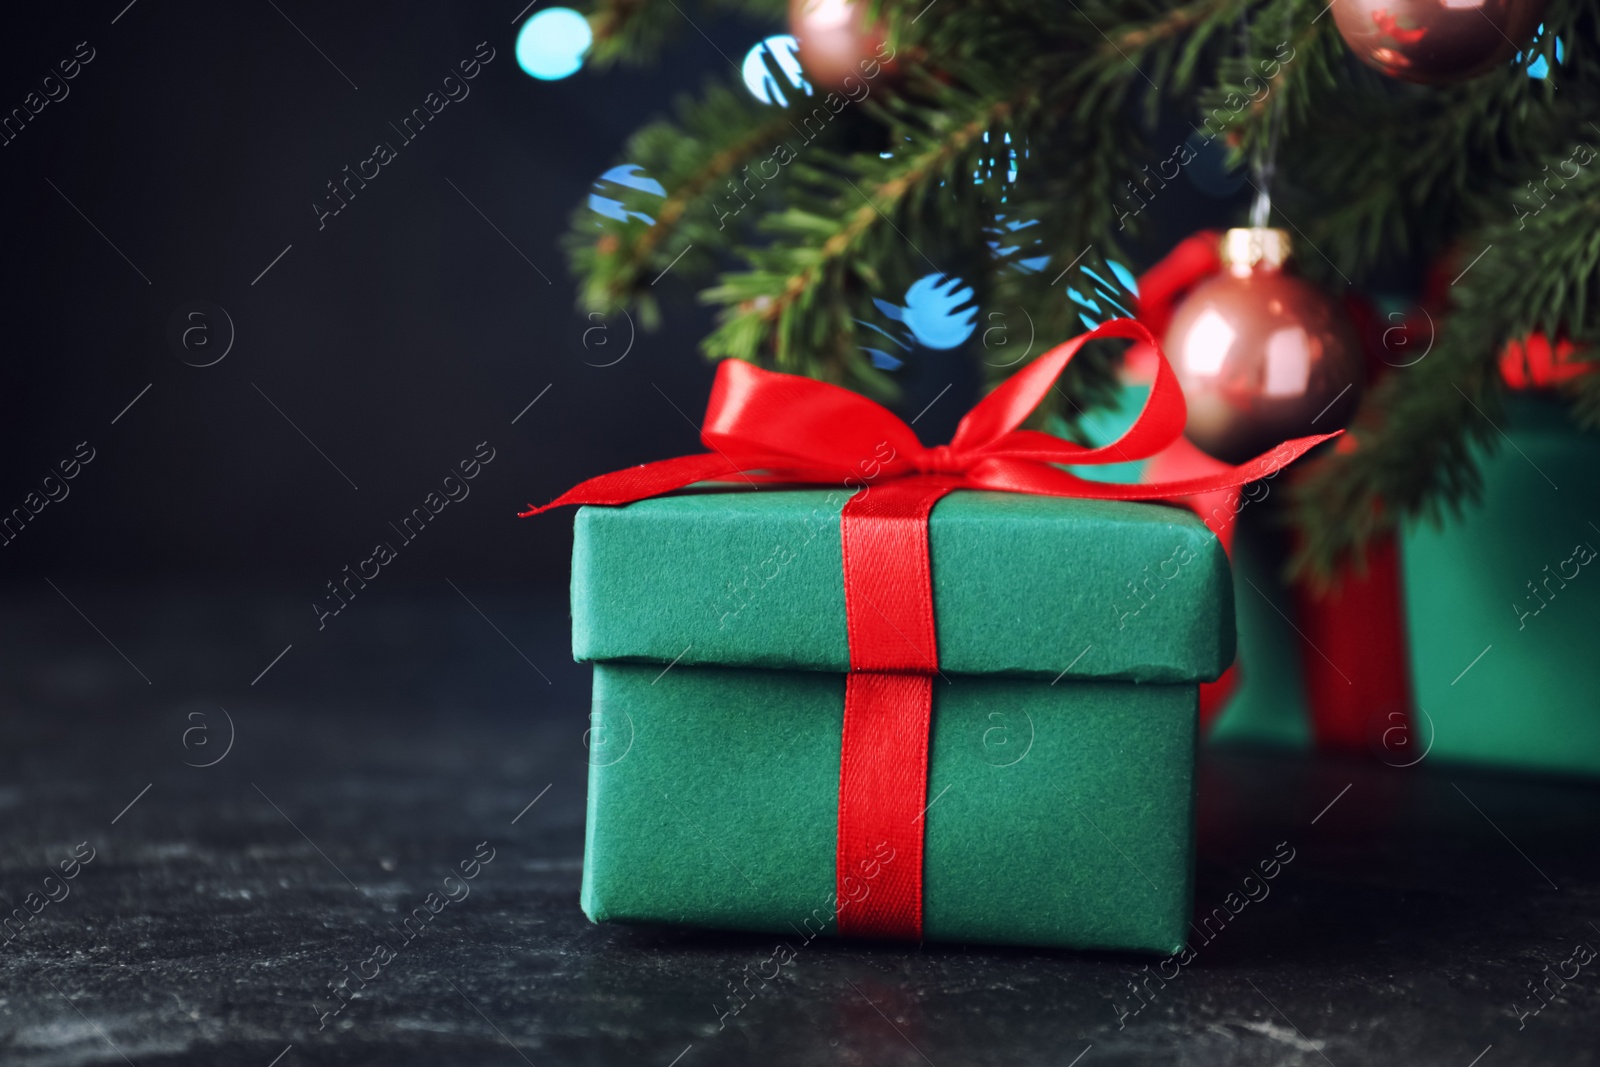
[586,0,788,66]
[701,83,1023,391]
[1290,136,1600,577]
[565,0,1600,574]
[566,81,801,327]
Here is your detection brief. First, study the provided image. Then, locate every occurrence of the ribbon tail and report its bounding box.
[1126,432,1341,498]
[967,432,1340,500]
[518,453,745,516]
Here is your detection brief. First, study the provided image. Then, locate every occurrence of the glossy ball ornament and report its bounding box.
[788,0,894,91]
[1165,229,1365,465]
[1330,0,1546,84]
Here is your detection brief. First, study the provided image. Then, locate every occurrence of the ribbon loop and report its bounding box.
[702,359,925,479]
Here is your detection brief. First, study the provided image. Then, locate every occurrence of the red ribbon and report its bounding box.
[528,317,1335,939]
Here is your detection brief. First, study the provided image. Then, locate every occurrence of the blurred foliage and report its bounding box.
[565,0,1600,576]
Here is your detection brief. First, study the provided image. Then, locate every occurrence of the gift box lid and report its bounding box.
[572,488,1234,683]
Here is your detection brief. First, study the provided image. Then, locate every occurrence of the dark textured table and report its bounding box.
[1,585,1596,1066]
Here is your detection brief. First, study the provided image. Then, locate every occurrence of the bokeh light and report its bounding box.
[902,274,978,350]
[742,35,810,106]
[1067,261,1138,331]
[989,217,1050,274]
[1519,25,1565,79]
[517,7,592,81]
[588,164,666,226]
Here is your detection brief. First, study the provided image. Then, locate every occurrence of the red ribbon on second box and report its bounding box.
[527,317,1332,940]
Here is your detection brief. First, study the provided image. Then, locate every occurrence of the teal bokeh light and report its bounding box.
[742,35,810,106]
[1519,24,1565,79]
[517,8,592,81]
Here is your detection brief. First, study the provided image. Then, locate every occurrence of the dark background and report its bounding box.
[0,0,743,588]
[0,0,1255,591]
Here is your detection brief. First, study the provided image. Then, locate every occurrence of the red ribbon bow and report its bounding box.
[530,317,1335,940]
[525,318,1332,515]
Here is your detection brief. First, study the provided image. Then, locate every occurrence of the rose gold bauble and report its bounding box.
[789,0,893,90]
[1330,0,1546,84]
[1165,229,1365,465]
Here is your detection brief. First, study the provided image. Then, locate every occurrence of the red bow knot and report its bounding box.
[908,444,957,475]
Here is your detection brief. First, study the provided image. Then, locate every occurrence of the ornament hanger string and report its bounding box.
[1247,10,1289,228]
[1249,100,1282,228]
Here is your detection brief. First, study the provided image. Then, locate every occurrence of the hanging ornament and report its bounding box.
[1330,0,1547,84]
[1164,228,1365,465]
[788,0,896,91]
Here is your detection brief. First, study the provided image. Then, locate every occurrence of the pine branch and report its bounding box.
[565,80,801,328]
[1290,130,1600,577]
[565,0,1600,573]
[586,0,787,67]
[975,0,1247,423]
[1567,352,1600,430]
[700,81,1024,392]
[1214,0,1594,283]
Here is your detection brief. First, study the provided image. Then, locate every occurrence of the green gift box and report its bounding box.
[1400,398,1600,775]
[1213,396,1600,776]
[572,488,1234,952]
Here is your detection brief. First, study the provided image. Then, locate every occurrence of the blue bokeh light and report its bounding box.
[854,275,980,369]
[1067,262,1138,331]
[589,164,666,226]
[988,216,1050,274]
[1107,260,1140,298]
[902,274,978,350]
[516,7,592,81]
[1519,24,1565,79]
[742,35,811,106]
[976,130,1022,188]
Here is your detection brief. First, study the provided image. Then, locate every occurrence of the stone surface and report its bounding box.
[0,586,1596,1065]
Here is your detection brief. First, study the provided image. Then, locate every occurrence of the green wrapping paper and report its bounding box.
[1213,397,1600,776]
[574,490,1234,680]
[574,490,1234,951]
[583,664,1198,951]
[1401,398,1600,775]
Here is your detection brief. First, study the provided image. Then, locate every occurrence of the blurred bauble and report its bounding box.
[1330,0,1546,84]
[789,0,895,90]
[1165,228,1365,465]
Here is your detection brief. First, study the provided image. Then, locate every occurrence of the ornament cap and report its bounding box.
[1220,227,1292,276]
